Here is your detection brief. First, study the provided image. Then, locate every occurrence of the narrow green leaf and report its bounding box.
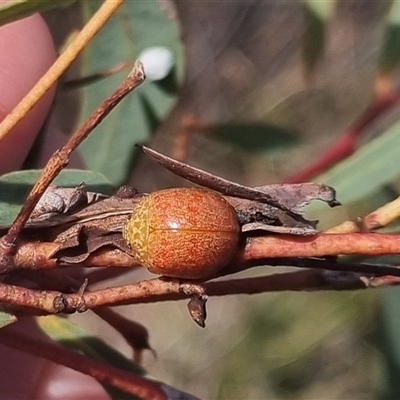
[0,0,75,27]
[315,119,400,203]
[306,120,400,227]
[77,0,184,184]
[0,169,112,227]
[209,123,298,155]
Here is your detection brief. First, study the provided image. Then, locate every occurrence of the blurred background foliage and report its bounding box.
[6,0,400,398]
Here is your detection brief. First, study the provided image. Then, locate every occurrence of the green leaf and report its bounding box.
[303,118,400,229]
[0,309,18,329]
[209,123,298,155]
[0,0,75,27]
[0,169,112,227]
[77,0,184,185]
[379,1,400,74]
[37,315,145,400]
[302,0,335,75]
[310,118,400,206]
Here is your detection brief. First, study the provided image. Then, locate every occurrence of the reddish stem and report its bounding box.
[243,232,400,260]
[284,87,400,183]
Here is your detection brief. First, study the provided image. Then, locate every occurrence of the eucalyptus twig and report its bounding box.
[0,327,168,400]
[0,0,124,144]
[327,195,400,233]
[241,232,400,261]
[76,269,398,300]
[219,256,400,279]
[284,85,400,183]
[207,270,364,294]
[65,279,207,311]
[138,145,309,223]
[366,274,400,287]
[0,278,206,314]
[205,269,399,294]
[63,61,129,89]
[3,255,400,316]
[0,281,63,313]
[0,62,145,272]
[6,230,400,276]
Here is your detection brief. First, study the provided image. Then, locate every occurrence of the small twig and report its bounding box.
[0,0,124,144]
[284,86,400,183]
[208,270,365,294]
[366,274,400,287]
[0,278,205,314]
[220,256,400,279]
[0,62,145,271]
[241,233,400,261]
[139,145,308,223]
[0,327,167,400]
[0,281,62,313]
[327,195,400,233]
[6,231,400,277]
[2,255,400,314]
[63,61,129,90]
[92,307,154,364]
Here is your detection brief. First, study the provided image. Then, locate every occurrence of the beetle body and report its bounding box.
[123,188,240,279]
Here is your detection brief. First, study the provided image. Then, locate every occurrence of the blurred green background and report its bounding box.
[7,0,400,398]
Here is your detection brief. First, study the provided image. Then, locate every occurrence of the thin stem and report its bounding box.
[327,195,400,233]
[3,255,400,314]
[284,86,400,183]
[242,232,400,260]
[0,0,124,143]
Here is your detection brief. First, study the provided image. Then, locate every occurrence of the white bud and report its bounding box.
[138,46,174,81]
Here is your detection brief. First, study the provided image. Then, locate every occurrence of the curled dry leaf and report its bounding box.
[254,183,340,214]
[231,183,338,235]
[25,183,108,227]
[25,187,143,264]
[139,145,338,235]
